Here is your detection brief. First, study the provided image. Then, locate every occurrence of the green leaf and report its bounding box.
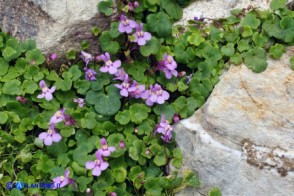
[290,56,294,70]
[144,178,162,195]
[174,44,195,64]
[99,32,119,54]
[24,65,44,81]
[2,47,17,61]
[240,12,260,29]
[129,103,151,124]
[76,176,93,192]
[221,43,235,57]
[21,39,36,51]
[2,79,22,95]
[269,44,284,59]
[68,65,82,81]
[109,22,120,38]
[237,39,250,52]
[140,37,160,57]
[241,26,253,37]
[126,61,148,82]
[252,32,268,48]
[74,80,91,95]
[262,18,284,40]
[0,112,8,124]
[0,58,9,76]
[147,12,172,37]
[36,155,55,173]
[270,0,286,10]
[115,110,131,125]
[81,113,97,129]
[66,49,76,60]
[98,0,114,16]
[244,47,267,73]
[94,94,121,116]
[25,49,45,65]
[22,80,38,94]
[230,53,243,65]
[184,170,201,187]
[113,167,127,183]
[154,104,175,121]
[208,187,222,196]
[161,0,183,20]
[187,31,205,46]
[92,26,101,36]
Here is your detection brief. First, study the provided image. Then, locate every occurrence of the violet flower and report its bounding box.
[118,14,137,34]
[37,80,56,101]
[129,81,146,99]
[98,138,115,157]
[157,54,178,79]
[155,114,173,143]
[38,124,62,146]
[141,84,170,106]
[113,68,128,81]
[173,114,181,123]
[134,1,139,7]
[47,53,58,62]
[73,98,85,108]
[119,140,125,149]
[84,67,97,81]
[52,169,73,189]
[85,151,109,176]
[16,96,28,103]
[50,108,66,124]
[80,51,92,65]
[132,23,151,46]
[100,52,121,74]
[63,114,76,126]
[114,75,137,97]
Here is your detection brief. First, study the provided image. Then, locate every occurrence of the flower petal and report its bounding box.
[120,89,129,97]
[52,133,62,142]
[92,167,101,176]
[100,66,108,73]
[44,136,53,146]
[108,66,117,74]
[39,132,48,140]
[86,161,96,169]
[138,38,146,46]
[45,93,53,101]
[100,162,109,171]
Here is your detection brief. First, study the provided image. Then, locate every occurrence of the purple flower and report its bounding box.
[73,98,85,108]
[63,114,76,126]
[38,124,62,146]
[47,53,58,62]
[119,140,125,149]
[37,80,56,101]
[98,138,115,157]
[141,84,170,106]
[16,96,28,103]
[134,1,139,7]
[53,169,73,189]
[109,192,117,196]
[85,151,109,176]
[173,114,181,123]
[155,114,173,143]
[129,81,146,99]
[100,52,121,74]
[128,2,134,12]
[132,23,151,46]
[50,108,66,124]
[118,14,137,34]
[84,67,97,81]
[157,54,178,79]
[80,51,92,65]
[113,68,128,81]
[114,75,137,97]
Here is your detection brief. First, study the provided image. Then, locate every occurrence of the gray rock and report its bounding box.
[174,47,294,196]
[0,0,110,56]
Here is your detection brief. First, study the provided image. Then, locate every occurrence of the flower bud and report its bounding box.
[109,192,117,196]
[134,1,139,7]
[128,2,134,12]
[119,140,125,149]
[173,114,180,123]
[134,128,138,133]
[178,71,186,77]
[16,96,28,103]
[145,149,151,155]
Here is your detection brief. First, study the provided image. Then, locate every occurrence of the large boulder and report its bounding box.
[174,47,294,195]
[0,0,109,55]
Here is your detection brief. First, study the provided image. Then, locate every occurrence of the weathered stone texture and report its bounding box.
[174,47,294,195]
[0,0,110,56]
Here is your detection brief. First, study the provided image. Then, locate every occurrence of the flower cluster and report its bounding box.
[118,15,151,46]
[85,138,115,176]
[100,52,121,74]
[141,84,170,106]
[155,114,173,143]
[156,54,178,79]
[52,169,74,189]
[38,108,75,146]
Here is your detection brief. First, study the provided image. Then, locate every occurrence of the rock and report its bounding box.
[174,47,294,195]
[178,0,271,24]
[0,0,110,56]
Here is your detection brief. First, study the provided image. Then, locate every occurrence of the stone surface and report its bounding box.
[178,0,271,24]
[174,47,294,195]
[0,0,110,56]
